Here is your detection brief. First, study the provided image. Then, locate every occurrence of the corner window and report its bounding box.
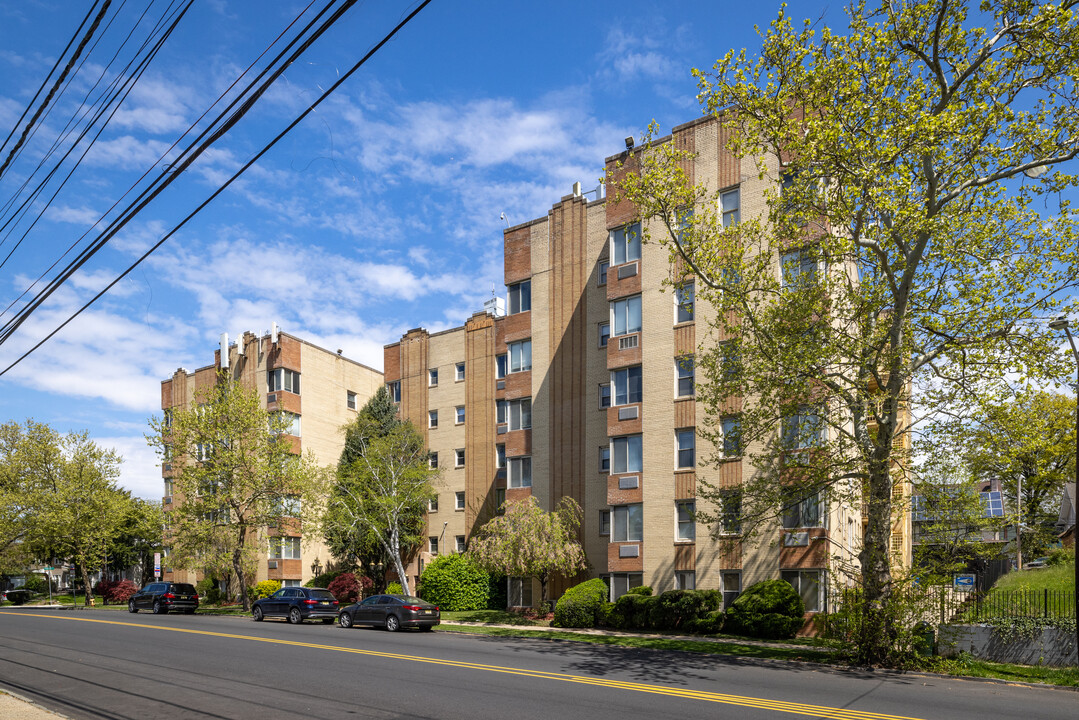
[455,362,466,382]
[277,411,301,437]
[507,398,531,430]
[508,280,531,314]
[599,509,610,536]
[675,282,694,324]
[455,491,465,510]
[676,501,695,541]
[782,570,822,612]
[598,322,610,348]
[612,504,643,542]
[676,429,695,469]
[610,222,641,265]
[508,340,532,373]
[388,381,401,403]
[782,491,822,529]
[508,456,532,488]
[428,410,438,429]
[455,406,465,425]
[599,383,611,409]
[269,536,301,560]
[268,368,300,395]
[611,296,642,337]
[454,449,465,468]
[676,356,695,397]
[612,366,642,406]
[720,187,740,228]
[347,391,356,410]
[610,435,642,474]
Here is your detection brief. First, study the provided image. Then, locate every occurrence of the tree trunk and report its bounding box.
[539,574,549,610]
[386,527,410,596]
[78,562,92,606]
[234,527,249,611]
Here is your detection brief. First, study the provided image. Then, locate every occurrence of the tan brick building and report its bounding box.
[386,115,907,613]
[160,328,383,589]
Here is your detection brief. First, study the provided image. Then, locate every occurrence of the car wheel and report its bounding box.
[253,606,264,622]
[128,600,137,614]
[152,600,165,615]
[339,612,353,628]
[385,614,400,632]
[288,607,302,624]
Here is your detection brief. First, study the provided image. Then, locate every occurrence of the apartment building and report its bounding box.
[160,327,383,589]
[386,114,906,614]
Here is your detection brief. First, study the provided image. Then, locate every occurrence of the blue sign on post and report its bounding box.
[954,574,975,591]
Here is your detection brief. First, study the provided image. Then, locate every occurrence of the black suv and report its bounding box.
[251,587,339,624]
[128,582,199,614]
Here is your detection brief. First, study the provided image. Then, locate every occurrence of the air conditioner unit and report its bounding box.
[267,393,277,404]
[268,560,278,569]
[163,497,172,505]
[618,335,639,350]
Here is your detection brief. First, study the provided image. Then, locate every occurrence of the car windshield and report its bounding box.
[309,590,335,600]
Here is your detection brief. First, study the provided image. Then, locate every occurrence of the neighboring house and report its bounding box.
[1058,482,1076,549]
[384,114,902,615]
[160,328,383,589]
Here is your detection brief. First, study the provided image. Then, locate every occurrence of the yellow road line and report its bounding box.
[0,612,926,720]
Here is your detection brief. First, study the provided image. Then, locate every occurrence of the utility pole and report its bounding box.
[1016,475,1022,571]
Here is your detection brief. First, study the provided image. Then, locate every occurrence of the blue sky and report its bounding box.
[0,0,846,498]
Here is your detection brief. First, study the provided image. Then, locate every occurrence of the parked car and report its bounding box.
[338,594,440,632]
[1025,557,1049,569]
[251,587,339,624]
[128,582,199,614]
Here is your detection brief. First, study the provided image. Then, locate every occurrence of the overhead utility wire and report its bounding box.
[0,0,360,345]
[0,1,112,182]
[0,1,188,272]
[0,0,434,378]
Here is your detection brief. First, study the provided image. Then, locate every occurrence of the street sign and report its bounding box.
[154,552,161,579]
[954,574,976,591]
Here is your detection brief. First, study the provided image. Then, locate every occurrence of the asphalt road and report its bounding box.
[0,609,1073,720]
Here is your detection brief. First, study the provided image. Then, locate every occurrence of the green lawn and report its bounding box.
[989,562,1075,593]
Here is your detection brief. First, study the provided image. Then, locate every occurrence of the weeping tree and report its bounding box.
[611,0,1079,665]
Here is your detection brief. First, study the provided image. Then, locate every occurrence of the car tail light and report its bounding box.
[304,598,317,605]
[162,593,176,599]
[402,605,422,611]
[193,594,199,600]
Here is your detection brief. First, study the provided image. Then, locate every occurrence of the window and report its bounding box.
[610,222,641,265]
[599,383,611,409]
[609,572,643,601]
[388,380,401,403]
[598,322,610,348]
[268,536,301,560]
[347,391,356,410]
[675,571,696,590]
[455,449,465,468]
[720,415,741,457]
[599,446,610,473]
[163,479,174,498]
[676,429,695,469]
[455,535,466,553]
[720,571,742,609]
[455,406,465,425]
[721,187,740,228]
[675,282,694,323]
[599,260,609,284]
[611,296,642,337]
[196,443,212,462]
[268,368,300,395]
[496,354,508,379]
[782,405,823,449]
[612,366,642,406]
[274,495,301,517]
[428,536,439,555]
[508,339,532,373]
[495,488,506,514]
[610,435,643,474]
[508,577,533,607]
[281,579,301,588]
[455,491,465,511]
[508,456,532,488]
[718,487,742,534]
[599,509,610,536]
[507,398,532,430]
[719,340,741,381]
[428,410,438,429]
[495,444,506,469]
[428,496,439,512]
[782,490,822,528]
[781,248,818,288]
[782,570,822,612]
[508,280,531,314]
[676,500,695,541]
[276,411,300,437]
[612,504,643,542]
[676,356,695,397]
[429,451,438,469]
[496,399,507,425]
[428,368,439,387]
[455,362,466,381]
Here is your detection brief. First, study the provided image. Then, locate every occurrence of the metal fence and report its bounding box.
[936,588,1076,624]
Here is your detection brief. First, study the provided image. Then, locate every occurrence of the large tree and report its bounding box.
[611,0,1078,665]
[148,377,326,611]
[106,495,164,585]
[468,497,589,609]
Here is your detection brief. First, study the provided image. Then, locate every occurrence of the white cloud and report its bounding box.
[98,434,163,500]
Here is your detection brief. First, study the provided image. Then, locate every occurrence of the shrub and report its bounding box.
[553,578,609,628]
[23,575,50,594]
[724,579,805,639]
[649,589,723,630]
[385,581,404,595]
[684,609,725,635]
[93,579,118,598]
[606,592,657,629]
[306,569,350,588]
[419,554,490,611]
[109,580,138,603]
[327,573,372,603]
[628,585,653,596]
[196,578,222,605]
[253,580,281,600]
[1045,547,1075,567]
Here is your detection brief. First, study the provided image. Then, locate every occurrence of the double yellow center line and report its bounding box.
[1,612,926,720]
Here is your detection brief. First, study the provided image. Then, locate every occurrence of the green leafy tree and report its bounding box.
[419,553,490,611]
[147,376,327,611]
[0,420,49,573]
[467,497,589,608]
[610,0,1079,665]
[106,495,163,584]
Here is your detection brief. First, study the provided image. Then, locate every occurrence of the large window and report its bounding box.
[610,435,642,474]
[782,405,822,449]
[719,341,741,381]
[676,429,695,469]
[612,504,643,542]
[611,296,642,337]
[610,222,641,265]
[612,366,642,405]
[508,577,533,607]
[721,187,740,228]
[718,487,742,534]
[508,456,532,488]
[720,415,741,457]
[508,280,531,314]
[781,248,818,288]
[387,380,401,403]
[268,368,300,395]
[676,501,695,541]
[782,491,821,529]
[508,340,532,373]
[675,571,696,590]
[277,411,301,437]
[269,536,301,560]
[507,398,532,430]
[676,356,695,397]
[720,570,742,609]
[610,572,644,601]
[675,282,694,324]
[782,570,822,612]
